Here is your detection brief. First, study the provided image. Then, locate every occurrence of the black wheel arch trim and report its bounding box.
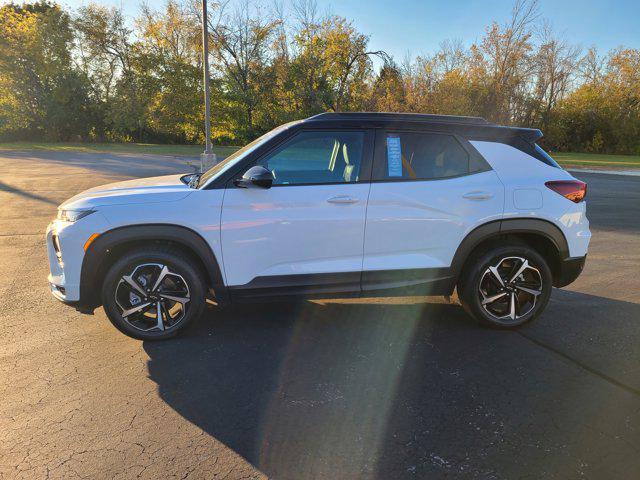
[450,218,571,281]
[75,218,573,311]
[79,224,227,310]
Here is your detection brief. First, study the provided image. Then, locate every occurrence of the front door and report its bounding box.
[221,129,373,297]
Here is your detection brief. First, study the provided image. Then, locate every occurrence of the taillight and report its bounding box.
[545,180,587,203]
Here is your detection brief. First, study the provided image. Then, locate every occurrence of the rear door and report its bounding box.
[362,129,505,294]
[221,129,374,296]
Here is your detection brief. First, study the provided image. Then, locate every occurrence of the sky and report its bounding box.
[49,0,640,61]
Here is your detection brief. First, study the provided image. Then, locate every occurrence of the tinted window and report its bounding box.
[381,132,471,180]
[258,131,365,185]
[534,143,561,168]
[198,122,296,188]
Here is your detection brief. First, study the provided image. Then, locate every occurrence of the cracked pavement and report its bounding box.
[1,150,639,479]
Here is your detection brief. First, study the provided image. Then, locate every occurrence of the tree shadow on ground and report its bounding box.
[144,292,640,480]
[0,180,57,205]
[1,149,196,179]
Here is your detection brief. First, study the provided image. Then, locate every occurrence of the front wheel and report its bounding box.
[458,244,553,328]
[101,247,206,340]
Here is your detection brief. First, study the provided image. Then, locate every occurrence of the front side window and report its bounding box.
[381,132,472,180]
[258,131,365,185]
[198,122,299,188]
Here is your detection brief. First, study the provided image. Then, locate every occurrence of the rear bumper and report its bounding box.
[554,255,586,288]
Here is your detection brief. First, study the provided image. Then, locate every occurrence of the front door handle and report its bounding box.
[327,195,359,204]
[463,191,494,200]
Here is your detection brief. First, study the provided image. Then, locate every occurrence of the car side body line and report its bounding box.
[228,218,571,300]
[78,217,572,309]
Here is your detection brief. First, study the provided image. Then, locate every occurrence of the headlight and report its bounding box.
[57,209,95,223]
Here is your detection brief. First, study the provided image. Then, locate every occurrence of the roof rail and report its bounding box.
[307,112,490,125]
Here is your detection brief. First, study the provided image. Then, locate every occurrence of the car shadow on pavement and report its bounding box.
[143,292,640,480]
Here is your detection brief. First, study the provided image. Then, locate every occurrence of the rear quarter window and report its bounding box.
[534,144,562,168]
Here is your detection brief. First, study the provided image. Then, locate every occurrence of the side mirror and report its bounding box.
[234,166,274,189]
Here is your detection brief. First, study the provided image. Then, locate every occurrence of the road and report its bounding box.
[1,149,639,479]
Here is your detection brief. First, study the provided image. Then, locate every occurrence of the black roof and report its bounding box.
[302,111,542,142]
[307,112,490,126]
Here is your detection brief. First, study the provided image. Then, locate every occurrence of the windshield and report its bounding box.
[198,122,299,188]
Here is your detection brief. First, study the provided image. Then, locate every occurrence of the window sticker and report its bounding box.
[387,135,402,177]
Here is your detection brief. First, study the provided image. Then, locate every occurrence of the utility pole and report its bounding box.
[200,0,216,172]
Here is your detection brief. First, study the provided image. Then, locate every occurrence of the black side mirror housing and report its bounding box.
[234,166,274,189]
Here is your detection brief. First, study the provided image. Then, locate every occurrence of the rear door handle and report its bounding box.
[463,191,494,200]
[327,195,359,204]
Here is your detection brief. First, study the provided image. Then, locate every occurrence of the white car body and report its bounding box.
[46,113,590,323]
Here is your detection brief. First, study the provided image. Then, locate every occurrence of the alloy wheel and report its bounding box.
[478,256,543,324]
[114,263,191,333]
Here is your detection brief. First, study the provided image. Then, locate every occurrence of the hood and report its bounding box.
[60,174,193,209]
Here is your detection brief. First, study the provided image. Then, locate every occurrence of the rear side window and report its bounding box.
[376,132,486,181]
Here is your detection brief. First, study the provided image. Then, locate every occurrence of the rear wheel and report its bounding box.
[101,247,206,340]
[458,244,552,328]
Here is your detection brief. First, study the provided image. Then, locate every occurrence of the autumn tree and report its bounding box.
[368,63,406,112]
[135,1,204,142]
[205,0,279,141]
[0,0,638,154]
[531,22,581,131]
[284,7,386,118]
[484,0,537,122]
[0,1,94,140]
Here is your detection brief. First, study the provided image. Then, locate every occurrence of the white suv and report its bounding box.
[46,113,590,340]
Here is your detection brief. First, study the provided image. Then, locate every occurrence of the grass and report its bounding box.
[0,141,239,158]
[551,152,640,169]
[1,141,638,169]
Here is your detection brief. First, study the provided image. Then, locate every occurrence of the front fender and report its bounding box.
[79,224,227,310]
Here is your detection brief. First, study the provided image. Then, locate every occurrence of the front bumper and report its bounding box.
[46,223,81,302]
[554,255,586,288]
[46,214,109,312]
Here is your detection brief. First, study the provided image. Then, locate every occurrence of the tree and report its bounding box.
[206,0,279,141]
[0,1,94,140]
[74,4,132,105]
[135,1,204,142]
[476,0,539,123]
[0,0,637,155]
[531,23,580,131]
[287,7,385,115]
[369,63,406,112]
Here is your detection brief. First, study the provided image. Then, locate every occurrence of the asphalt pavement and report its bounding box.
[1,149,639,479]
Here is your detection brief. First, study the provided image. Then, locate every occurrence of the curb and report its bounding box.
[567,168,640,177]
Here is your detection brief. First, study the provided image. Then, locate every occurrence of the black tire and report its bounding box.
[101,247,206,340]
[457,243,553,329]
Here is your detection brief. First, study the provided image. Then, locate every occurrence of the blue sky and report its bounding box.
[55,0,639,60]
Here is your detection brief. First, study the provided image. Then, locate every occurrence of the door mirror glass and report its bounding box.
[234,165,274,189]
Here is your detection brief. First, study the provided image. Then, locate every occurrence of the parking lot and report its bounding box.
[1,149,639,479]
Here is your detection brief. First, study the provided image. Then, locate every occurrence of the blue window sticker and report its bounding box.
[387,135,402,177]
